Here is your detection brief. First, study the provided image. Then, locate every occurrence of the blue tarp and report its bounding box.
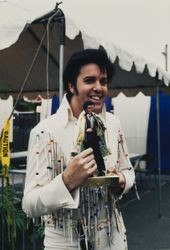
[147,91,170,174]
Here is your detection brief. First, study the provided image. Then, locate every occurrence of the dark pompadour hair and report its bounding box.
[63,48,115,96]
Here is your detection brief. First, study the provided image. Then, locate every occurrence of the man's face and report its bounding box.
[69,63,108,114]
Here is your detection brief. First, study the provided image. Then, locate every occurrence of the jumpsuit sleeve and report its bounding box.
[22,129,79,218]
[117,124,136,195]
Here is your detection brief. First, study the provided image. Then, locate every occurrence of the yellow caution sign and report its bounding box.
[0,119,10,176]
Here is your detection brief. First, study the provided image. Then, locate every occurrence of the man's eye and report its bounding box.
[100,78,108,85]
[84,78,95,84]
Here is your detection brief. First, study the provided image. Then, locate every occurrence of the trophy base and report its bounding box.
[83,174,119,187]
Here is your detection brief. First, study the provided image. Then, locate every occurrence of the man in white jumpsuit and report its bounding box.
[22,49,135,250]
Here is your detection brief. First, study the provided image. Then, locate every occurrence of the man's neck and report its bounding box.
[69,96,82,118]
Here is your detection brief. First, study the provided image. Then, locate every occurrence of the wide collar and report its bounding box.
[57,94,107,128]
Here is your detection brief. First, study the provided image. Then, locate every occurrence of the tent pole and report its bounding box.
[162,44,168,72]
[59,13,65,104]
[156,83,162,218]
[59,44,64,103]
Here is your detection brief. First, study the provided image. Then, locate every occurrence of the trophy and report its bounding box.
[72,101,119,187]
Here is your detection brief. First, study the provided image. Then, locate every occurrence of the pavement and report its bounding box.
[120,175,170,250]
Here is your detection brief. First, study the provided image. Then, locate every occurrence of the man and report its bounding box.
[22,49,135,250]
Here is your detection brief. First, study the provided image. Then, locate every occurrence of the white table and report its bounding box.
[9,169,26,188]
[10,151,27,159]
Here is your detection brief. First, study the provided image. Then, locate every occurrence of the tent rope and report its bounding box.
[45,10,61,117]
[9,9,60,120]
[9,29,47,120]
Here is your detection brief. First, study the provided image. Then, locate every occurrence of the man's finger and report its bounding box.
[107,167,117,173]
[83,154,94,164]
[79,148,93,158]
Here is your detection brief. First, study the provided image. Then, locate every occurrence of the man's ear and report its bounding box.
[68,83,75,94]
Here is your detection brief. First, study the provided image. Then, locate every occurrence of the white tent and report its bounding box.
[1,0,170,70]
[0,0,170,98]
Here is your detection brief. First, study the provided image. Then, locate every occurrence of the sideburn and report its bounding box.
[68,82,79,96]
[74,84,79,95]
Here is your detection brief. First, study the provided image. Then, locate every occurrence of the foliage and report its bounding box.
[0,174,26,249]
[0,177,44,250]
[0,165,44,249]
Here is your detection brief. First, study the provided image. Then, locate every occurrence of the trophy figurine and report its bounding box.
[72,101,120,187]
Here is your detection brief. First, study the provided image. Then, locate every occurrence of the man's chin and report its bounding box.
[94,106,102,114]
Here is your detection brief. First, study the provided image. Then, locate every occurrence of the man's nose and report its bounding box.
[93,80,102,90]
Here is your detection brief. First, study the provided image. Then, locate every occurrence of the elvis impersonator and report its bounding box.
[22,48,136,250]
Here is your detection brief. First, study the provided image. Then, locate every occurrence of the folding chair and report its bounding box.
[134,153,156,187]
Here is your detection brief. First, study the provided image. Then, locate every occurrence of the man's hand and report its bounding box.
[107,167,126,189]
[62,148,97,192]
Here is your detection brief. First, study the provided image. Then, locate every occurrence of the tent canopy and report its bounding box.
[0,0,170,98]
